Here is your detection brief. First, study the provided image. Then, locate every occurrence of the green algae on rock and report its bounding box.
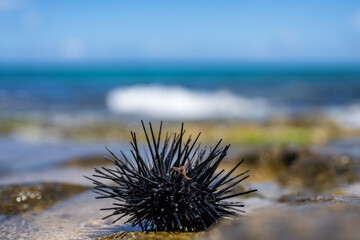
[1,115,358,145]
[0,182,88,215]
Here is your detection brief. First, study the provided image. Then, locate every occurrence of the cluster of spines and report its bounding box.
[86,121,256,231]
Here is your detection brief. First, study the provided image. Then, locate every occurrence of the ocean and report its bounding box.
[1,61,360,125]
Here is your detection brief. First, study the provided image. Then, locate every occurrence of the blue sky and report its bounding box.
[1,0,360,62]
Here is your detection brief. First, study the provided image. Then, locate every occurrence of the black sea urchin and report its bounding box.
[86,121,256,232]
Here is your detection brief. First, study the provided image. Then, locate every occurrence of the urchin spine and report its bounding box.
[86,121,256,232]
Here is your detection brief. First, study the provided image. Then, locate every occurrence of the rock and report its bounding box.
[0,182,88,215]
[198,203,360,240]
[64,155,111,168]
[0,191,139,239]
[278,193,336,204]
[277,150,360,192]
[224,145,306,182]
[228,145,360,192]
[97,231,199,240]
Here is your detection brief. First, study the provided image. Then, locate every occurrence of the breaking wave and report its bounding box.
[327,104,360,129]
[106,85,272,120]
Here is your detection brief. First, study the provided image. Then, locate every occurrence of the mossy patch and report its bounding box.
[1,116,358,145]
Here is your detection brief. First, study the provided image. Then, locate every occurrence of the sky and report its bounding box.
[1,0,360,62]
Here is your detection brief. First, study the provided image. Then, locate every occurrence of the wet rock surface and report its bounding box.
[1,140,360,239]
[0,182,88,215]
[98,232,199,240]
[278,193,337,204]
[0,190,139,240]
[198,202,360,240]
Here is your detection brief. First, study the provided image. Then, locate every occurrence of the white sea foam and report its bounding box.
[106,85,272,120]
[327,104,360,129]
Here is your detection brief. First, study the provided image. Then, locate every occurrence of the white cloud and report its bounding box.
[60,38,85,60]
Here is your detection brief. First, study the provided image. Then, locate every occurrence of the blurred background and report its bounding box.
[1,0,360,181]
[1,1,360,239]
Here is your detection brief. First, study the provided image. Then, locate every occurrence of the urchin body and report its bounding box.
[87,121,256,231]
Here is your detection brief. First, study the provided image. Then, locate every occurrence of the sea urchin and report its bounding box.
[86,121,256,232]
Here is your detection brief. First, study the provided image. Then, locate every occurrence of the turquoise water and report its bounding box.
[0,62,360,119]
